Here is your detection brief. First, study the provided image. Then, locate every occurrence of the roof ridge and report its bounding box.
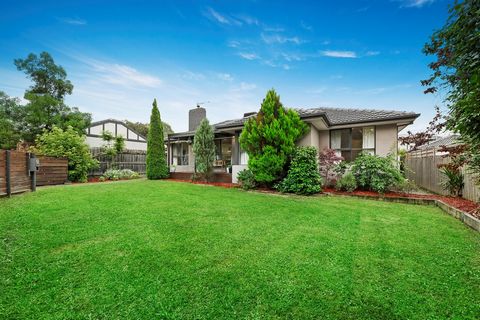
[297,106,417,114]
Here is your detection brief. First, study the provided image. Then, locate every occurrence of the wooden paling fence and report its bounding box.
[36,156,68,186]
[0,150,68,197]
[405,148,480,202]
[89,148,146,176]
[0,150,35,196]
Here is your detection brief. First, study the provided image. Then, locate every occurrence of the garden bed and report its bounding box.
[167,178,238,188]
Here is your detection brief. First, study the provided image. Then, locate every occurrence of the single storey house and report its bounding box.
[167,106,420,183]
[85,119,147,151]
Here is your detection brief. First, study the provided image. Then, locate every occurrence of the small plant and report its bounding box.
[335,173,357,192]
[276,147,322,195]
[440,167,464,197]
[101,169,140,181]
[351,153,403,193]
[237,169,256,190]
[437,144,468,197]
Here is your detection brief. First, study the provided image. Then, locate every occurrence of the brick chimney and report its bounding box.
[189,105,206,131]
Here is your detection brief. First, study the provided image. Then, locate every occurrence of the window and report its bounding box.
[172,142,189,165]
[330,127,375,161]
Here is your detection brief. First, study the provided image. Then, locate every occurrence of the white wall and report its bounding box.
[232,164,248,183]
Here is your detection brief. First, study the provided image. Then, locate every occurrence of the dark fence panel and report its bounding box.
[90,148,147,176]
[37,156,68,186]
[0,150,34,196]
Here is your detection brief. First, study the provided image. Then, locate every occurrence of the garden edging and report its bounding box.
[326,193,480,232]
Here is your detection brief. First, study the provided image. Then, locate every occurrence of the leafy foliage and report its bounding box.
[192,118,216,181]
[398,106,446,151]
[276,147,322,195]
[440,167,464,197]
[146,99,169,179]
[101,169,140,181]
[240,89,308,185]
[33,126,98,182]
[335,173,357,192]
[10,52,91,142]
[236,169,257,190]
[124,120,174,139]
[422,0,480,181]
[437,144,468,196]
[0,91,21,149]
[319,148,344,186]
[100,131,125,169]
[351,153,403,193]
[14,52,73,100]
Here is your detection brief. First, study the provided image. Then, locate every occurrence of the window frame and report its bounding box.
[329,126,376,161]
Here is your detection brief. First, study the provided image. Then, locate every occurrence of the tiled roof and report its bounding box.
[417,134,461,150]
[214,107,419,129]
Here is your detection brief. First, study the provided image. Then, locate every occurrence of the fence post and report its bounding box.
[29,153,37,192]
[5,150,11,197]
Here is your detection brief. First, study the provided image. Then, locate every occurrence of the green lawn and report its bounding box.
[1,180,479,319]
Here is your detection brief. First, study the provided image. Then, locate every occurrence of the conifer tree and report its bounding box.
[146,99,168,179]
[240,89,308,185]
[193,118,216,181]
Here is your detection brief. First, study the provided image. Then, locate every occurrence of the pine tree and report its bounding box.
[146,99,169,179]
[193,118,216,181]
[240,89,308,185]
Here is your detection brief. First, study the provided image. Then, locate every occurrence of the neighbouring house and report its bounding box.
[85,119,147,151]
[415,134,461,154]
[166,106,420,183]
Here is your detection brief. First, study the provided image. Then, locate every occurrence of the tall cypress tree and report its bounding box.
[193,118,216,181]
[146,99,169,179]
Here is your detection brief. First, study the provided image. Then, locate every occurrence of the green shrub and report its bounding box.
[276,147,322,195]
[335,173,357,192]
[101,169,139,181]
[237,169,256,190]
[33,126,98,182]
[240,89,308,185]
[351,153,403,193]
[390,178,417,194]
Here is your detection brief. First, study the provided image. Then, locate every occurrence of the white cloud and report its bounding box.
[261,33,304,45]
[236,15,259,26]
[263,26,285,32]
[58,17,87,25]
[217,73,234,81]
[321,50,357,58]
[234,82,257,91]
[396,0,435,8]
[72,56,162,88]
[281,53,303,62]
[204,7,241,26]
[228,40,241,48]
[301,21,313,31]
[238,52,259,60]
[182,71,205,81]
[365,51,380,56]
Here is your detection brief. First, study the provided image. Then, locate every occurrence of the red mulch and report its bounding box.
[167,178,238,189]
[323,188,479,218]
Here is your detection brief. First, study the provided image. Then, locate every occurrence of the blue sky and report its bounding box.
[0,0,450,132]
